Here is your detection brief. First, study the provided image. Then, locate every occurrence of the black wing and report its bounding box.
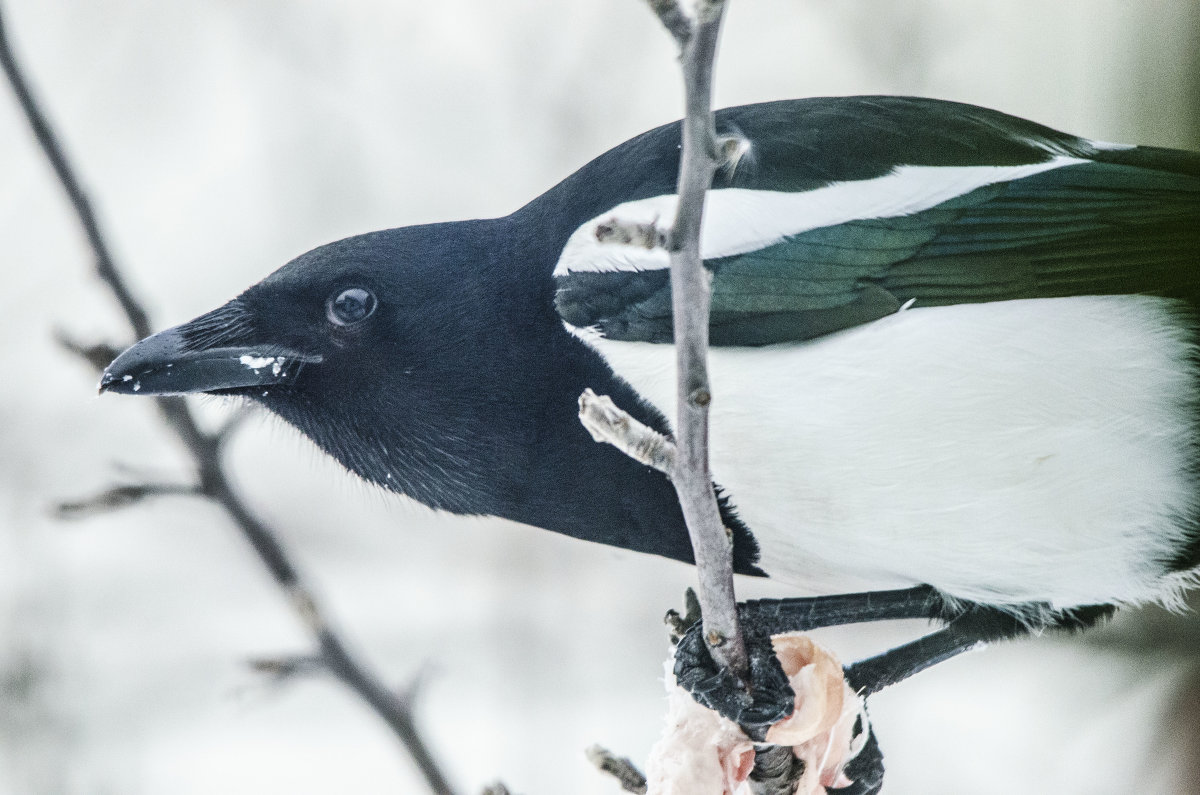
[547,97,1200,346]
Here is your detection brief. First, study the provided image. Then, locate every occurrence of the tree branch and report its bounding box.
[55,482,203,518]
[646,0,694,45]
[578,389,676,474]
[587,5,824,793]
[587,745,648,793]
[0,7,458,793]
[647,0,749,684]
[247,654,325,684]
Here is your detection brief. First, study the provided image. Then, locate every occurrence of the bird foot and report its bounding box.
[670,585,944,737]
[671,618,879,793]
[673,619,795,739]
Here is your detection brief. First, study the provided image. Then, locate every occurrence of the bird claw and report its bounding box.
[672,613,886,794]
[664,587,704,643]
[672,621,795,740]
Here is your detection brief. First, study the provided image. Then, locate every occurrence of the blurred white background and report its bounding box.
[1,1,1198,793]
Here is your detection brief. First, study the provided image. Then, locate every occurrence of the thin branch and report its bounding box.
[591,5,813,791]
[55,331,123,373]
[586,745,648,794]
[394,662,434,715]
[0,7,458,794]
[55,482,203,518]
[578,389,676,474]
[646,0,693,45]
[247,654,325,684]
[648,0,750,683]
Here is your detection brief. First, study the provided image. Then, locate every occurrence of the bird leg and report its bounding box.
[673,585,1114,736]
[845,601,1115,696]
[738,585,948,634]
[844,608,1028,695]
[671,586,946,739]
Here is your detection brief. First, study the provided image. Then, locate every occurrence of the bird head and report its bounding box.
[102,229,421,402]
[100,220,534,512]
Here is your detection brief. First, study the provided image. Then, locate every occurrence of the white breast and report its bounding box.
[578,295,1200,609]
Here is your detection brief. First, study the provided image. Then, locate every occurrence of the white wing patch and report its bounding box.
[553,156,1088,277]
[1087,138,1137,152]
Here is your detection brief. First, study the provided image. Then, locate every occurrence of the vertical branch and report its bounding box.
[653,0,749,683]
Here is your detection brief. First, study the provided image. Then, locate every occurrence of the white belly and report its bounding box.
[582,295,1200,609]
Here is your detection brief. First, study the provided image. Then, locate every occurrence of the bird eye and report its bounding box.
[327,287,376,326]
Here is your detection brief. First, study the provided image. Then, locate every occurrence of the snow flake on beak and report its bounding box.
[238,355,286,377]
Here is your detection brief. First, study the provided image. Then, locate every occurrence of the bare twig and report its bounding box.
[646,0,693,44]
[586,745,649,794]
[588,5,809,791]
[247,654,325,684]
[55,331,123,373]
[579,389,676,474]
[55,482,202,518]
[0,7,457,794]
[646,0,749,683]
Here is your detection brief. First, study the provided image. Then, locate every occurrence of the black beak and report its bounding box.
[100,318,321,397]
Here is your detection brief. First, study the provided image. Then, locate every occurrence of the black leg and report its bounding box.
[674,586,953,738]
[844,602,1116,695]
[845,610,1025,695]
[739,585,948,634]
[674,583,1114,742]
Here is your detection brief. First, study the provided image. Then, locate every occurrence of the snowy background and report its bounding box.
[1,1,1198,793]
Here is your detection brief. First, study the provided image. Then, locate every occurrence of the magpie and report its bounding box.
[100,96,1200,706]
